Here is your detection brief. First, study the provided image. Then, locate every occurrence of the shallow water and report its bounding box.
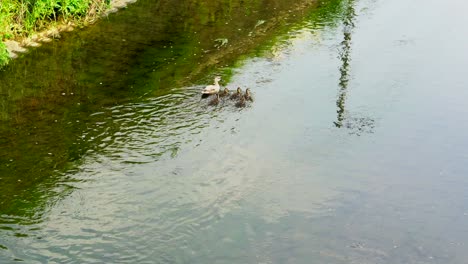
[1,0,468,263]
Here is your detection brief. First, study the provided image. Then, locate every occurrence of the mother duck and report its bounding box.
[202,76,221,95]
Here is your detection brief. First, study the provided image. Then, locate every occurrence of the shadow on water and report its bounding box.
[0,0,350,245]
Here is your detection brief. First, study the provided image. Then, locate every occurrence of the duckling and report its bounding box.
[243,88,253,102]
[202,76,221,95]
[230,87,242,100]
[208,93,220,106]
[235,95,246,108]
[219,88,230,97]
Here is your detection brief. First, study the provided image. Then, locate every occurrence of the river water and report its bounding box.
[1,0,468,263]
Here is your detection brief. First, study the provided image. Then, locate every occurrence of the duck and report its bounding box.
[235,95,246,108]
[230,87,243,100]
[243,88,253,102]
[202,76,221,95]
[208,93,220,106]
[219,88,230,97]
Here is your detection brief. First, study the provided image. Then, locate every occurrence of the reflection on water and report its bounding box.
[334,0,375,135]
[0,0,322,219]
[334,0,355,128]
[2,0,468,262]
[0,0,346,261]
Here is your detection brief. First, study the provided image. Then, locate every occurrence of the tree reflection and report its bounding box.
[0,0,335,221]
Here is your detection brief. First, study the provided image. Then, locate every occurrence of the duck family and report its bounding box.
[234,89,254,107]
[202,77,253,107]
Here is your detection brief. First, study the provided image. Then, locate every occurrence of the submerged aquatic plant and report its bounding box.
[254,20,266,28]
[214,38,228,49]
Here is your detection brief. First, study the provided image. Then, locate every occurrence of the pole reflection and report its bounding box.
[334,0,374,135]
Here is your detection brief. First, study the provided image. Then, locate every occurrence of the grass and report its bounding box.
[0,0,110,67]
[0,41,8,67]
[1,0,108,36]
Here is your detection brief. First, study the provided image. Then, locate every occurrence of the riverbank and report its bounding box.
[0,0,136,67]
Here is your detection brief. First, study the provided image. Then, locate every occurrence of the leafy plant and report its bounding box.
[0,41,9,67]
[1,0,108,37]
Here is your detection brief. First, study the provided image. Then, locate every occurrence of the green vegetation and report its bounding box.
[0,0,108,36]
[0,0,109,66]
[0,41,8,67]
